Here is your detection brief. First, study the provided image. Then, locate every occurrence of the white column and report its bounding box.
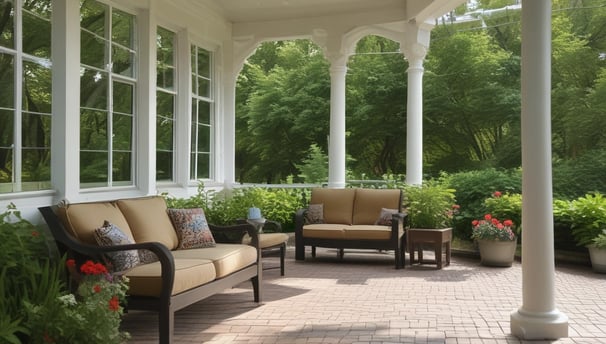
[136,8,157,195]
[51,0,80,202]
[510,0,568,339]
[401,23,430,186]
[327,62,347,188]
[405,54,424,185]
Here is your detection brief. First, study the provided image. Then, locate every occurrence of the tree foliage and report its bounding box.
[235,1,606,196]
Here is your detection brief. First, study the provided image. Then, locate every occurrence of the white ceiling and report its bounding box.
[204,0,411,23]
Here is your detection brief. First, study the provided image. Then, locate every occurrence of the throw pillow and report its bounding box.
[167,208,216,249]
[94,221,140,272]
[305,203,324,224]
[375,208,399,226]
[138,249,159,265]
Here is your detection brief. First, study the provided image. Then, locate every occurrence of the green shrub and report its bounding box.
[553,193,606,247]
[552,149,606,199]
[165,184,307,231]
[484,191,522,235]
[443,168,521,239]
[403,181,457,229]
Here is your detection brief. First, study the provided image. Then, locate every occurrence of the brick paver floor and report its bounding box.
[122,247,606,343]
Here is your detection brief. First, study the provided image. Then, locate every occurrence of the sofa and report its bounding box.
[39,196,261,344]
[294,188,408,268]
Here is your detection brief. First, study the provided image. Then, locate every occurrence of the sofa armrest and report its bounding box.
[208,223,259,248]
[294,208,307,233]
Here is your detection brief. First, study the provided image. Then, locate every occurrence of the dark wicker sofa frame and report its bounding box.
[39,205,262,344]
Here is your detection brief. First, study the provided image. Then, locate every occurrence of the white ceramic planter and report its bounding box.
[588,245,606,273]
[478,239,516,267]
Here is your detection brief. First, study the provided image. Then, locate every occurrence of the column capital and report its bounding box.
[400,21,431,69]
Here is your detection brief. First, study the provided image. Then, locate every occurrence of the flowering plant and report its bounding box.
[25,259,130,344]
[470,214,516,241]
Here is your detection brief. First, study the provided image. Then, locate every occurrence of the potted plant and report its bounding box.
[470,214,517,267]
[561,193,606,273]
[403,182,458,229]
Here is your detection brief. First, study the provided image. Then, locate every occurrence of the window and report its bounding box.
[79,0,136,188]
[156,27,175,181]
[190,45,213,180]
[0,0,52,194]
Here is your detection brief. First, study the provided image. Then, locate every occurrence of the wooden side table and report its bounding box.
[407,228,452,269]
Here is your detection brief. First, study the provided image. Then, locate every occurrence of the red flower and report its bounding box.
[493,191,502,198]
[31,231,40,237]
[471,220,479,226]
[491,218,499,225]
[497,223,504,229]
[484,214,492,220]
[503,219,513,227]
[80,260,108,276]
[93,284,102,293]
[108,295,120,312]
[66,259,76,268]
[452,204,460,209]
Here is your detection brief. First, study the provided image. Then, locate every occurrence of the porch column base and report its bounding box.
[510,308,568,340]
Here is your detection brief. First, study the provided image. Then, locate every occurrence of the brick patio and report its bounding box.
[122,247,606,343]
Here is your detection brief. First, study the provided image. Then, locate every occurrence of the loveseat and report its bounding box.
[294,188,408,268]
[39,196,261,344]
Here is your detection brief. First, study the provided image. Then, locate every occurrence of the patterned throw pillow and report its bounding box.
[305,203,324,224]
[375,208,399,226]
[94,221,140,272]
[167,208,216,249]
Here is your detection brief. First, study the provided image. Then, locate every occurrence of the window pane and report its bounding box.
[112,113,132,151]
[197,49,210,78]
[22,147,50,182]
[112,45,134,77]
[22,112,50,148]
[112,151,131,182]
[112,10,134,48]
[0,147,13,184]
[156,151,172,181]
[80,109,107,150]
[196,152,209,179]
[22,60,52,114]
[197,77,210,98]
[198,100,210,124]
[157,65,174,90]
[197,124,210,152]
[113,81,133,114]
[80,0,106,36]
[80,68,108,110]
[22,4,51,58]
[0,53,14,108]
[0,1,14,49]
[157,91,174,119]
[157,27,174,66]
[156,116,173,151]
[80,151,108,184]
[81,30,107,68]
[0,109,14,147]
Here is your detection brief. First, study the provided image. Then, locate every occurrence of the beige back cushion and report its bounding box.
[116,197,179,250]
[352,188,402,225]
[309,188,356,225]
[58,202,134,245]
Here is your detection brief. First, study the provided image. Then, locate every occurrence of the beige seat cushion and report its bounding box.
[302,224,346,239]
[343,225,394,240]
[117,197,179,250]
[58,202,134,245]
[125,259,216,297]
[242,233,289,249]
[352,189,401,225]
[172,244,257,278]
[309,188,356,225]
